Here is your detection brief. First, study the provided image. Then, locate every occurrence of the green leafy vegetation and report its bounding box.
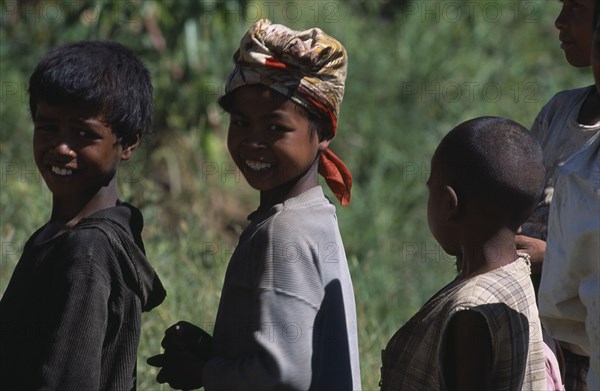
[1,1,591,389]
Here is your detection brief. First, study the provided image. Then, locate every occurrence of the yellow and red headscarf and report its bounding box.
[223,19,352,205]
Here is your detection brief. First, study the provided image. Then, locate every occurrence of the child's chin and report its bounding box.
[564,53,591,68]
[242,173,275,190]
[440,245,460,258]
[246,181,274,192]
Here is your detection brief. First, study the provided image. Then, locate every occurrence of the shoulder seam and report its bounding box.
[258,287,320,311]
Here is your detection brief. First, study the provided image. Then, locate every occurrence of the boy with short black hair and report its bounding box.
[148,19,360,390]
[0,40,166,390]
[380,117,547,390]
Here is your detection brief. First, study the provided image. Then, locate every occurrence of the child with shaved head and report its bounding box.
[380,117,547,390]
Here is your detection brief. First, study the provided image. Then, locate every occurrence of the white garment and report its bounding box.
[540,132,600,389]
[521,86,600,240]
[202,186,361,391]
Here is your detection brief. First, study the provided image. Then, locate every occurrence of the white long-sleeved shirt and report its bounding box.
[521,85,600,241]
[540,132,600,389]
[203,186,361,390]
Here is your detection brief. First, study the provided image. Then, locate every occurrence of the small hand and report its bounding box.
[147,321,212,390]
[515,235,546,274]
[147,347,205,390]
[160,321,212,354]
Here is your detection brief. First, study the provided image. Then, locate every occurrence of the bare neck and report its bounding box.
[578,88,600,125]
[457,228,518,280]
[39,180,119,243]
[259,157,319,211]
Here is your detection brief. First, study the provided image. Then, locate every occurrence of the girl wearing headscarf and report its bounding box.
[149,19,361,391]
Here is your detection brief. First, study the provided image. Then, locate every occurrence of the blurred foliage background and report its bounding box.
[0,0,592,389]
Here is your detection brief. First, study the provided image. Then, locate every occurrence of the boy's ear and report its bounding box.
[120,132,141,161]
[444,185,460,219]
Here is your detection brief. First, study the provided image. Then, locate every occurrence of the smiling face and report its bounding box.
[33,101,132,203]
[226,85,330,198]
[555,0,595,67]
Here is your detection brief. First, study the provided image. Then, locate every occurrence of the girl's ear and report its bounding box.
[444,185,460,219]
[318,138,331,151]
[121,132,141,161]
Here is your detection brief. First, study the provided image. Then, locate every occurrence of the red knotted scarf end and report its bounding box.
[319,148,352,206]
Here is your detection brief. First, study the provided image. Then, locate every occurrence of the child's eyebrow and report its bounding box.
[34,113,54,122]
[229,109,247,117]
[263,111,290,120]
[34,113,102,126]
[229,109,290,121]
[73,116,102,124]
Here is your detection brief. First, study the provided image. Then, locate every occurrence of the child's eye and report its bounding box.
[268,124,290,132]
[77,129,98,139]
[230,119,248,128]
[34,124,56,133]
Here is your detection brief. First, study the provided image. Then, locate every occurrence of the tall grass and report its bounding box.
[1,1,592,389]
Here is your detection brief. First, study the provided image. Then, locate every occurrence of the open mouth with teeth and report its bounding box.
[51,166,74,176]
[245,160,272,171]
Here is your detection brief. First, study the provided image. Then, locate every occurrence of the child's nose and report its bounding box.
[54,142,76,159]
[243,128,266,148]
[243,138,266,149]
[554,6,568,31]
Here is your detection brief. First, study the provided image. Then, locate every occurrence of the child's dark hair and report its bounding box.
[435,116,545,231]
[28,40,153,145]
[218,87,331,142]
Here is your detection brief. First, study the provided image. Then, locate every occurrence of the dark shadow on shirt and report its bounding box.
[442,302,532,390]
[310,278,353,390]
